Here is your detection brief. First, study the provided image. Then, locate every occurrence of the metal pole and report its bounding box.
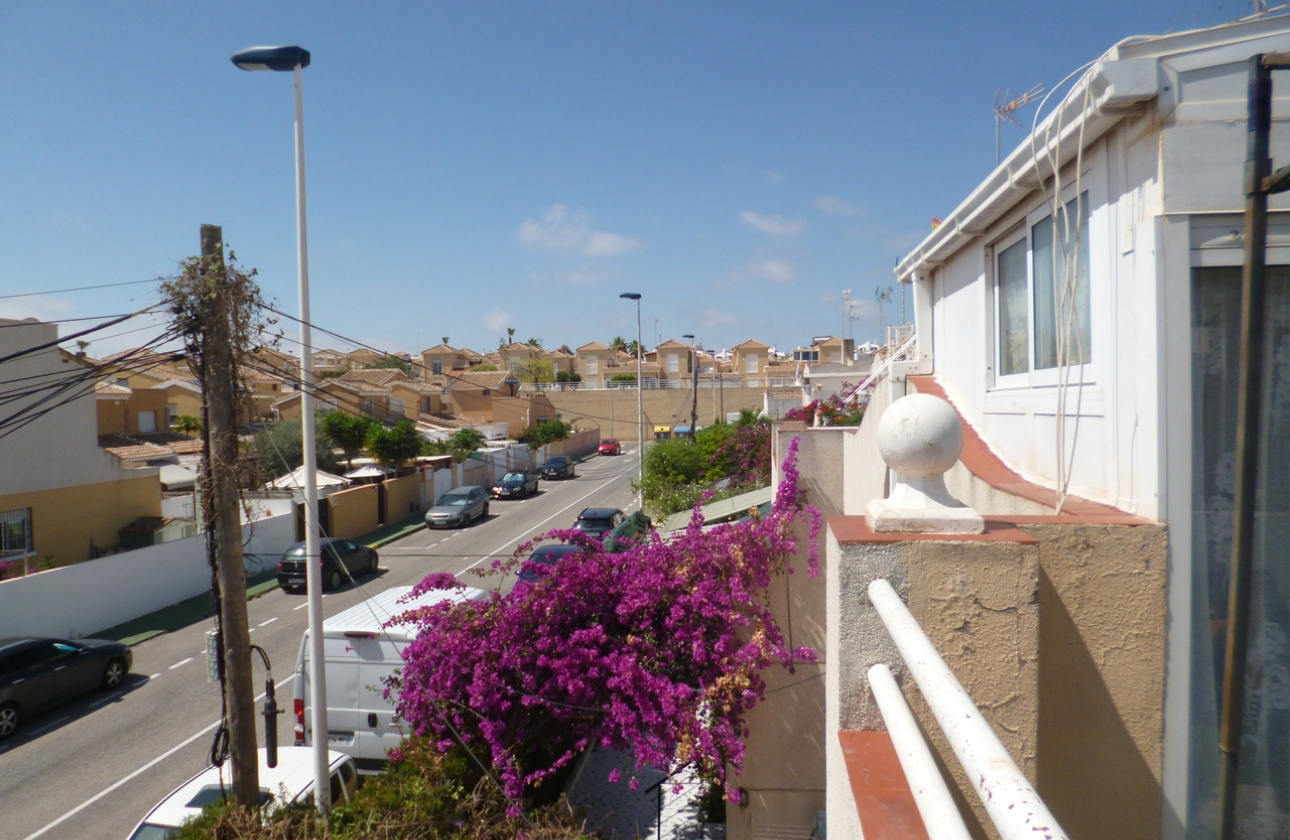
[635,299,644,507]
[690,338,699,436]
[1217,52,1274,840]
[294,63,330,815]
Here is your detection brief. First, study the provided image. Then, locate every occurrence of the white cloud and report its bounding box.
[517,205,643,257]
[481,308,513,334]
[815,195,863,217]
[739,211,806,236]
[748,259,794,284]
[765,170,785,183]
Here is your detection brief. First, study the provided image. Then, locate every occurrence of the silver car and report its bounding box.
[425,485,490,529]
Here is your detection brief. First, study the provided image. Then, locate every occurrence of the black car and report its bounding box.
[492,471,540,499]
[0,636,133,739]
[276,538,379,592]
[573,507,626,542]
[541,456,576,480]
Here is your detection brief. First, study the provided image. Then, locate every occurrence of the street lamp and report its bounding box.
[682,334,698,438]
[620,293,644,507]
[231,44,330,814]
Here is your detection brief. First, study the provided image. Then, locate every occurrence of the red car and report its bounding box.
[598,438,622,456]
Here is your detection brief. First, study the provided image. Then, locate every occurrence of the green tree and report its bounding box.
[556,370,581,383]
[366,420,424,470]
[471,363,499,372]
[610,373,636,384]
[609,336,628,353]
[627,339,641,357]
[320,411,375,469]
[514,357,555,383]
[441,336,450,345]
[371,355,413,376]
[172,415,202,437]
[446,428,486,463]
[517,418,572,450]
[251,418,338,479]
[526,337,542,348]
[695,423,738,478]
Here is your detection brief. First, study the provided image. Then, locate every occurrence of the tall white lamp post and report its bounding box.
[231,44,330,814]
[620,293,644,508]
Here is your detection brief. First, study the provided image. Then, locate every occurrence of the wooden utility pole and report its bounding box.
[201,224,260,805]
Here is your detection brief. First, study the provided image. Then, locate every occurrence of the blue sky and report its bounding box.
[0,1,1249,359]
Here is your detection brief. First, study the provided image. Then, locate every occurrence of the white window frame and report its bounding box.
[668,353,679,373]
[745,354,758,374]
[586,356,599,375]
[989,184,1098,391]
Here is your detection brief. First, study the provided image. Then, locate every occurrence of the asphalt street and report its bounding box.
[0,449,640,840]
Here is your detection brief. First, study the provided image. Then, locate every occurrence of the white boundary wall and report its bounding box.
[0,512,294,640]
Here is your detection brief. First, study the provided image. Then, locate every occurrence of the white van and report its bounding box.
[292,585,487,772]
[126,747,356,839]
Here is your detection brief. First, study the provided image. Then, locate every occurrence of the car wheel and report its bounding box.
[482,503,490,518]
[326,568,342,591]
[368,553,379,575]
[102,658,127,690]
[0,703,18,739]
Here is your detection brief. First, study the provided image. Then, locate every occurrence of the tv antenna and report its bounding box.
[875,285,894,338]
[841,289,863,340]
[994,85,1043,165]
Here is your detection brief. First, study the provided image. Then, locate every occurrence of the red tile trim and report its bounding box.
[838,731,931,840]
[830,516,1040,545]
[907,375,1151,525]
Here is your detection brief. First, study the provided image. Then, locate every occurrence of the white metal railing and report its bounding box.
[868,578,1069,840]
[844,331,916,405]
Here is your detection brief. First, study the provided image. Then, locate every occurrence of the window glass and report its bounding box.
[997,238,1030,376]
[0,508,33,559]
[1187,265,1290,833]
[1033,196,1092,370]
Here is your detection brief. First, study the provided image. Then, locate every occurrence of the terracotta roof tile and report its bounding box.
[98,435,173,462]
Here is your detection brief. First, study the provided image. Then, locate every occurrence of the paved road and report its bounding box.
[0,449,640,840]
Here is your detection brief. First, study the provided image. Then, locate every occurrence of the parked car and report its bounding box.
[0,636,132,739]
[426,485,490,528]
[573,508,626,542]
[597,438,622,456]
[492,471,539,499]
[277,538,379,593]
[541,456,576,479]
[127,747,357,839]
[515,544,585,592]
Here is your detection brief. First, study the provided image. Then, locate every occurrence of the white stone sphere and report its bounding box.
[876,393,963,476]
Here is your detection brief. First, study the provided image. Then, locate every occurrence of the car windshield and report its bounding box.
[437,494,470,506]
[284,545,307,558]
[128,824,179,840]
[547,458,566,466]
[576,518,612,530]
[502,473,525,482]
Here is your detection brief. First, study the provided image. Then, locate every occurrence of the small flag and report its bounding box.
[931,217,943,230]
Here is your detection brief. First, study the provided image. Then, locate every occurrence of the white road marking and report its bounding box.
[22,674,296,840]
[149,673,161,680]
[293,602,308,610]
[167,658,192,670]
[259,617,278,627]
[86,694,117,709]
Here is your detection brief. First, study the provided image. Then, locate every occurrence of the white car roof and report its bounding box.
[320,585,487,636]
[132,747,349,832]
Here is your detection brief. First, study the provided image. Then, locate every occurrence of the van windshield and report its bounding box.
[437,494,469,506]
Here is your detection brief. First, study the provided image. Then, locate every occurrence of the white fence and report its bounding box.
[0,512,295,640]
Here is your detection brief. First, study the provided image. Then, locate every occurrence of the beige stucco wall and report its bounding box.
[1022,522,1167,840]
[326,484,379,540]
[97,388,170,435]
[0,472,163,567]
[541,386,763,442]
[382,474,424,523]
[826,530,1040,840]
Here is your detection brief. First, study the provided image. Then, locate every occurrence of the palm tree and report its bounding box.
[526,337,542,348]
[627,339,641,358]
[506,327,516,344]
[441,336,450,345]
[321,411,374,469]
[366,420,423,471]
[172,415,202,437]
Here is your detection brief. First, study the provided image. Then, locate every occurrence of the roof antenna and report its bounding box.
[994,85,1043,165]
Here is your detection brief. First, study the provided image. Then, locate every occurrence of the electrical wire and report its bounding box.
[0,303,166,367]
[0,313,136,327]
[0,277,165,301]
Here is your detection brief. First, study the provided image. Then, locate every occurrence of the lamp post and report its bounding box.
[231,44,330,814]
[620,293,644,507]
[682,334,699,438]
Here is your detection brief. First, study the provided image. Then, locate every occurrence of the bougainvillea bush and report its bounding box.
[388,437,821,808]
[784,385,865,427]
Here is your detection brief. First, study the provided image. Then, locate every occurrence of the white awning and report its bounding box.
[158,464,198,490]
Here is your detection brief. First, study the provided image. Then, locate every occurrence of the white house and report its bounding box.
[892,14,1290,837]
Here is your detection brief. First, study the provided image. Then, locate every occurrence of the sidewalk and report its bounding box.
[90,514,427,645]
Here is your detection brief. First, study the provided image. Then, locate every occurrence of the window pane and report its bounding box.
[997,238,1030,375]
[1033,195,1091,370]
[1187,265,1290,834]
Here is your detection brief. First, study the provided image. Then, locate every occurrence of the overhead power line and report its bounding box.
[0,277,164,301]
